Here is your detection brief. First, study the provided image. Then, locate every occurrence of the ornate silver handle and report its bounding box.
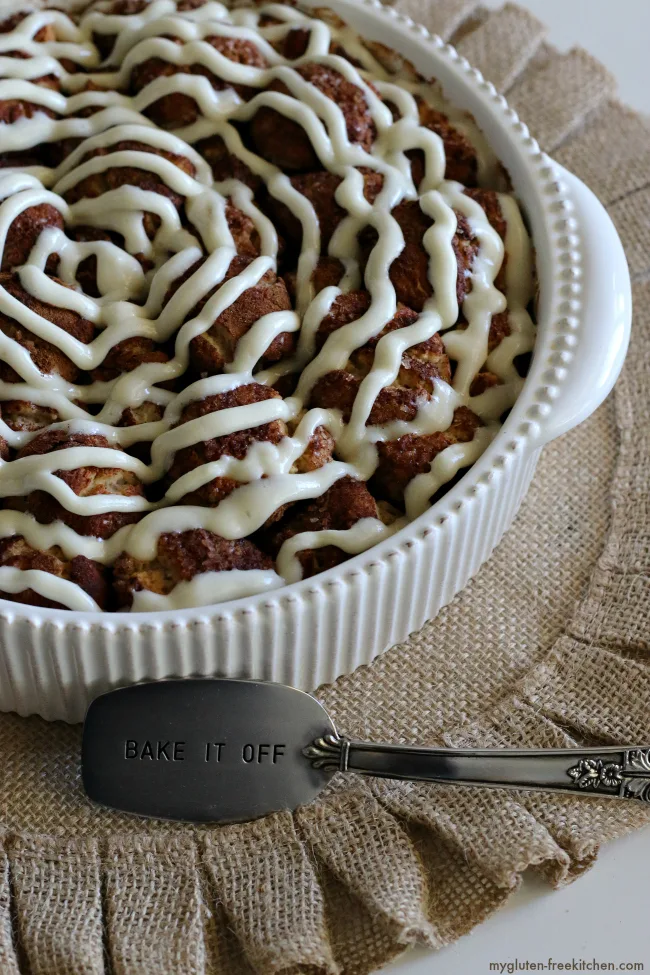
[304,736,650,802]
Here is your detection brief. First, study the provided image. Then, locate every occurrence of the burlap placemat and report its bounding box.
[0,1,649,972]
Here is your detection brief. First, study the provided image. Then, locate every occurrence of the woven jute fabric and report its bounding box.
[0,2,649,972]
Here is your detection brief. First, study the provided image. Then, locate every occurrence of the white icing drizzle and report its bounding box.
[130,566,284,610]
[404,423,498,519]
[0,0,535,610]
[276,514,405,584]
[0,566,101,611]
[0,510,132,562]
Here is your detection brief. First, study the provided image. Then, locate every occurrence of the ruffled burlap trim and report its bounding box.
[0,2,649,972]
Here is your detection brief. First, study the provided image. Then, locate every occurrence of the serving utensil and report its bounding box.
[82,679,650,823]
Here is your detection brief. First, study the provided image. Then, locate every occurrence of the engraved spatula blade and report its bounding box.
[82,679,336,823]
[82,679,650,823]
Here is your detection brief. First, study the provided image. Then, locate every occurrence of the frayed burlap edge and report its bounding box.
[0,2,649,973]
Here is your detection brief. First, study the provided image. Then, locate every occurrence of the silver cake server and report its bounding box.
[82,679,650,822]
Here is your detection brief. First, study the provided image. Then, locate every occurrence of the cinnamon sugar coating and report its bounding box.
[131,36,267,128]
[283,256,346,303]
[0,272,94,383]
[5,431,145,539]
[0,535,109,609]
[0,399,59,433]
[309,291,452,426]
[262,475,379,578]
[62,140,196,244]
[223,202,262,257]
[358,201,481,312]
[370,406,483,506]
[267,168,383,253]
[250,63,376,171]
[90,336,170,383]
[113,528,273,607]
[166,255,294,374]
[409,96,479,187]
[166,383,333,513]
[193,134,262,192]
[166,383,286,507]
[1,204,64,272]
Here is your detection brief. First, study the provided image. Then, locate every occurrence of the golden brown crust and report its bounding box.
[370,406,482,506]
[223,202,261,258]
[250,63,376,172]
[289,420,335,474]
[0,535,109,610]
[0,272,95,383]
[194,275,293,374]
[262,475,378,577]
[113,528,273,607]
[9,431,145,539]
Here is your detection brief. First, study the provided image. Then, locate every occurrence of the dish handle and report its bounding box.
[532,165,632,447]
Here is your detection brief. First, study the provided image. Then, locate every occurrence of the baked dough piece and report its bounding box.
[308,292,452,424]
[165,382,334,514]
[4,430,146,539]
[1,205,64,273]
[262,475,381,578]
[131,35,267,129]
[267,168,383,253]
[0,535,109,609]
[113,528,273,608]
[0,271,94,384]
[62,139,196,239]
[370,406,483,507]
[166,256,295,375]
[250,63,377,172]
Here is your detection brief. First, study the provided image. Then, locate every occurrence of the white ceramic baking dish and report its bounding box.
[0,0,631,722]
